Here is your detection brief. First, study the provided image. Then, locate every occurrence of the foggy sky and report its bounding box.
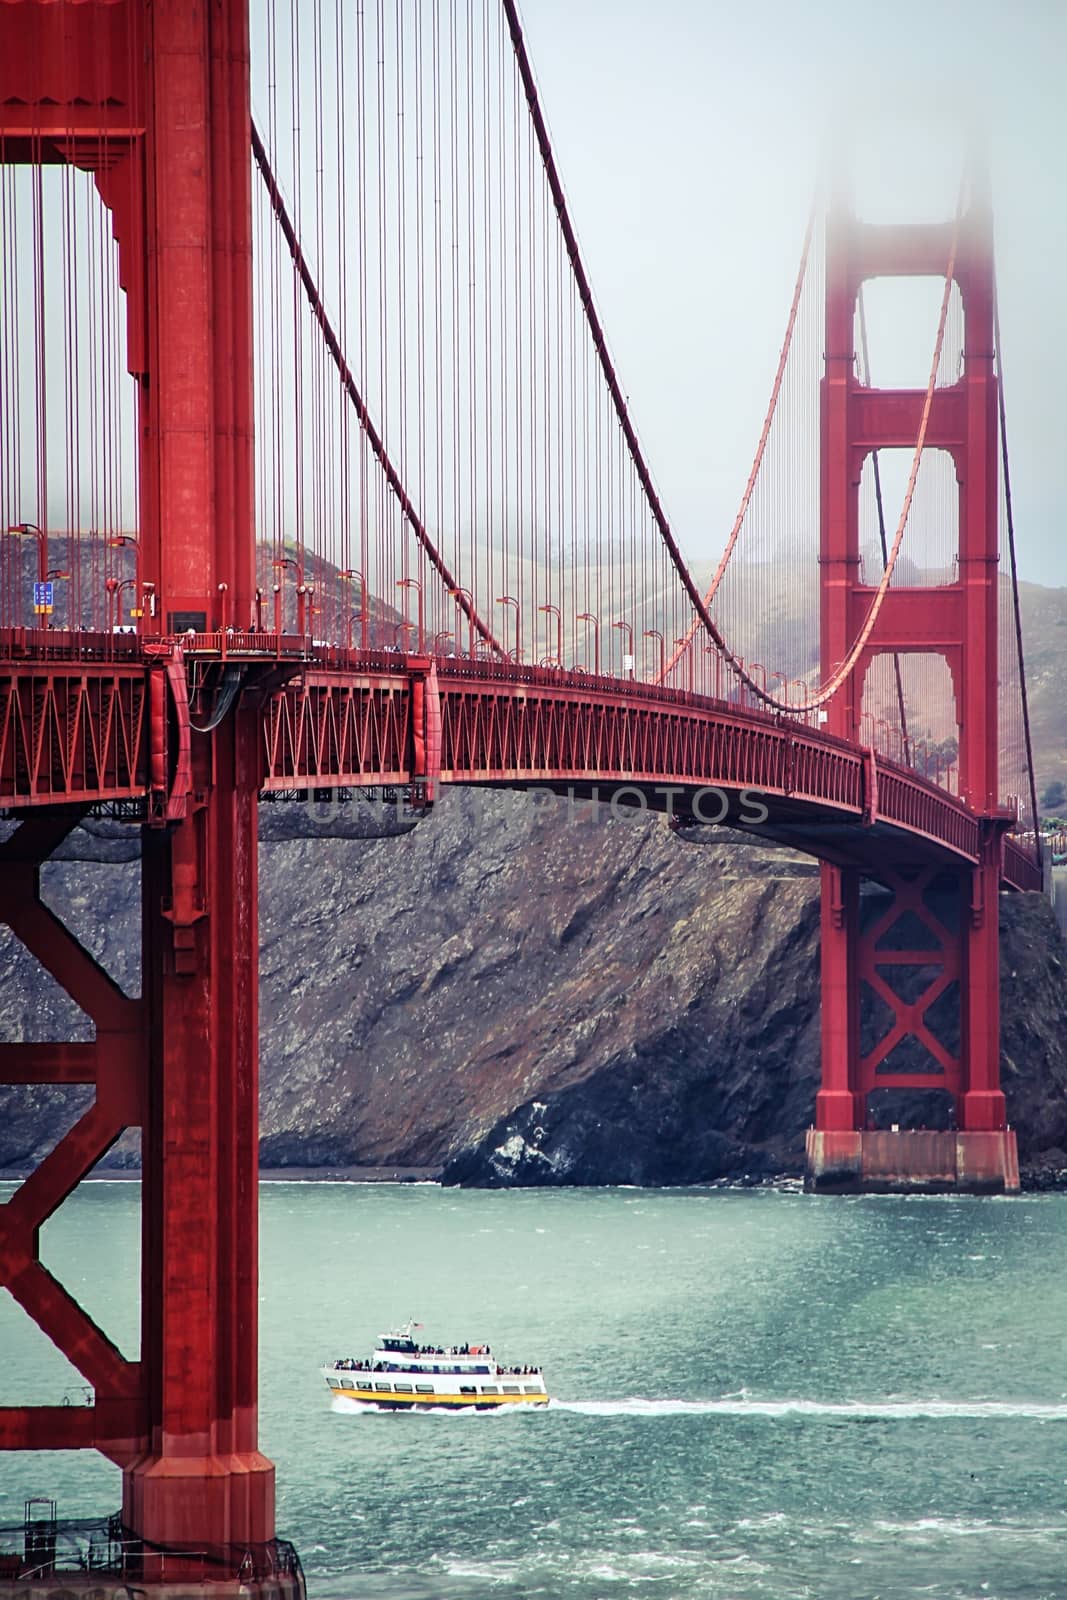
[516,0,1067,587]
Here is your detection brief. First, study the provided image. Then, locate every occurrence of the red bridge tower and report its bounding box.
[807,179,1019,1192]
[0,1,298,1592]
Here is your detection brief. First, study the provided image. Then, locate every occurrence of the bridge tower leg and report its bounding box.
[806,175,1019,1193]
[0,0,300,1588]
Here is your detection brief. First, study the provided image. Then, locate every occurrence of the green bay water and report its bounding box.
[1,1182,1066,1599]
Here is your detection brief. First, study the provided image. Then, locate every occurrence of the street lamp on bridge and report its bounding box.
[105,576,138,632]
[643,628,665,682]
[673,637,694,693]
[577,612,599,676]
[339,569,366,650]
[496,595,520,661]
[612,619,634,679]
[538,603,562,666]
[8,520,47,585]
[433,630,453,655]
[272,554,308,636]
[449,587,476,658]
[703,644,723,700]
[108,535,157,627]
[396,575,424,651]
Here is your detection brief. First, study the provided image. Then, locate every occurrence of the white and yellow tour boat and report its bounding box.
[322,1323,549,1411]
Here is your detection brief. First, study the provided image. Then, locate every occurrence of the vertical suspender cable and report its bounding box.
[250,121,503,656]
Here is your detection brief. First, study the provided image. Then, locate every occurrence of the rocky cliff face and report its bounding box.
[1,791,1066,1184]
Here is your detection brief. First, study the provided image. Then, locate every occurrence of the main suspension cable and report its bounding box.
[994,290,1041,858]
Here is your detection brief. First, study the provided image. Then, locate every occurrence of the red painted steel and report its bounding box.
[816,181,1011,1143]
[0,636,1036,888]
[0,816,146,1465]
[0,0,275,1558]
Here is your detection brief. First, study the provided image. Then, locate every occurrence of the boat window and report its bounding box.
[415,1384,434,1394]
[394,1383,413,1393]
[522,1385,541,1395]
[480,1385,498,1395]
[459,1385,476,1394]
[475,1365,490,1373]
[326,1378,340,1389]
[374,1382,392,1392]
[339,1378,355,1390]
[502,1385,519,1394]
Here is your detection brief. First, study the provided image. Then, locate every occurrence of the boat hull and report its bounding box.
[329,1385,548,1411]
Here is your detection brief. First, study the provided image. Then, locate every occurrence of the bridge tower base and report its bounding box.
[805,1129,1019,1194]
[807,859,1020,1195]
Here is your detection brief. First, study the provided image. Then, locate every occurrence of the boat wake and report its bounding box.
[550,1396,1067,1421]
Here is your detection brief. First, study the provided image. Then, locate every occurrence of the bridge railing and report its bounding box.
[1003,834,1045,893]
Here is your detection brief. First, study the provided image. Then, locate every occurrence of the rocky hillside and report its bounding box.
[2,790,1065,1185]
[1016,579,1067,807]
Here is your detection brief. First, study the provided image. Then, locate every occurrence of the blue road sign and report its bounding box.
[33,581,54,612]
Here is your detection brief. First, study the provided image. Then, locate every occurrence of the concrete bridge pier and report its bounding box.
[807,859,1020,1195]
[805,1129,1019,1194]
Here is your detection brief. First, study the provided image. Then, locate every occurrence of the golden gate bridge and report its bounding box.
[0,0,1045,1592]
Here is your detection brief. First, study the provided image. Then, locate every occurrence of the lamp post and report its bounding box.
[105,576,137,631]
[40,568,71,628]
[496,595,520,661]
[272,554,307,635]
[397,576,424,651]
[577,612,600,676]
[433,630,453,655]
[643,628,665,682]
[771,670,788,705]
[791,679,808,719]
[8,521,47,585]
[9,522,48,624]
[538,603,562,666]
[673,638,694,693]
[339,569,366,650]
[393,619,417,649]
[612,619,634,679]
[750,661,767,694]
[106,533,148,630]
[449,586,476,657]
[108,533,139,573]
[702,645,723,700]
